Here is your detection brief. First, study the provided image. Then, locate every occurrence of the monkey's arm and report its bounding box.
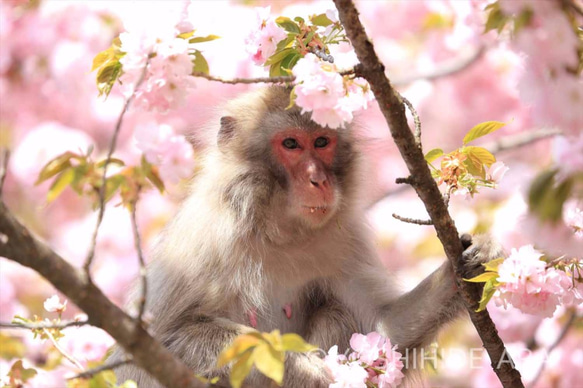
[378,235,504,350]
[111,315,255,387]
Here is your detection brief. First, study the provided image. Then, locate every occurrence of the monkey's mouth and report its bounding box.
[303,205,328,214]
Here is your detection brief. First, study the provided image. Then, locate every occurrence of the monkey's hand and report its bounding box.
[457,233,505,304]
[276,352,332,388]
[459,233,505,279]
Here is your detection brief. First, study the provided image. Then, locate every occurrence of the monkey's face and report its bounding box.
[270,128,340,228]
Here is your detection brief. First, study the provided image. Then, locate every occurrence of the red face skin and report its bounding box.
[271,128,338,227]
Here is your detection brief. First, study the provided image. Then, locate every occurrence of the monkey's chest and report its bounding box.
[231,283,312,334]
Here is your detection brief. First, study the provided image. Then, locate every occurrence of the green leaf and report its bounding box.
[252,343,284,386]
[286,87,297,110]
[463,121,506,145]
[104,175,125,203]
[528,170,573,222]
[281,333,316,353]
[463,146,496,178]
[275,16,300,34]
[276,35,296,51]
[217,334,260,368]
[269,61,284,77]
[7,360,37,384]
[189,34,220,44]
[280,52,301,72]
[35,152,75,185]
[192,50,209,75]
[117,381,138,388]
[476,278,500,312]
[265,48,297,66]
[514,8,534,32]
[483,257,505,272]
[229,350,255,388]
[310,13,333,27]
[424,148,444,163]
[95,158,125,168]
[294,16,305,24]
[47,168,75,202]
[484,3,509,33]
[464,271,498,283]
[92,47,114,72]
[177,30,195,39]
[0,333,25,360]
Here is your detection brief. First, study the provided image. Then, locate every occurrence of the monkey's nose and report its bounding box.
[309,176,327,188]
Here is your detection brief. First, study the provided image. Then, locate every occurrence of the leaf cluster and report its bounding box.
[267,13,345,76]
[217,330,316,388]
[464,258,505,312]
[92,31,219,97]
[35,151,164,209]
[425,121,506,196]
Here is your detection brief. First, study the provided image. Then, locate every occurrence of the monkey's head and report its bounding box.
[215,86,358,233]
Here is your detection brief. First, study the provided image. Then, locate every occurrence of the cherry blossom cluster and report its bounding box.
[292,53,374,128]
[118,19,197,113]
[498,0,583,135]
[134,123,195,184]
[495,245,582,318]
[324,332,404,388]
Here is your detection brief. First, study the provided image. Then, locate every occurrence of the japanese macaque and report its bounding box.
[111,86,502,387]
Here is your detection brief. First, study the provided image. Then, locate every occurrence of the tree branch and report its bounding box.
[334,1,524,387]
[0,149,9,200]
[67,356,133,381]
[0,320,88,330]
[0,202,205,388]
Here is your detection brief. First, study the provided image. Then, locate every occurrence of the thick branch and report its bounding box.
[334,1,524,387]
[0,202,204,388]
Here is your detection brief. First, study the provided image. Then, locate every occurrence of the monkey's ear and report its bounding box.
[218,116,237,150]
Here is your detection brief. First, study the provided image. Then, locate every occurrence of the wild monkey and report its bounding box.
[112,86,502,387]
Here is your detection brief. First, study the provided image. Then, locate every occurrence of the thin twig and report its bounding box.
[395,177,414,185]
[42,328,85,371]
[0,320,89,330]
[84,59,150,274]
[400,95,421,147]
[392,213,433,225]
[67,356,133,381]
[129,191,147,322]
[0,149,9,199]
[392,45,485,87]
[482,128,562,154]
[528,310,578,388]
[191,71,295,84]
[191,68,355,84]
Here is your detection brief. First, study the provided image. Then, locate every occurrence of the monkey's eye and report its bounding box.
[282,138,299,149]
[314,137,329,148]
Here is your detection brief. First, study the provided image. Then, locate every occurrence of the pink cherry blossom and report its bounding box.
[565,207,583,238]
[292,54,374,129]
[43,295,67,313]
[486,161,509,185]
[495,245,581,318]
[553,134,583,180]
[134,123,195,183]
[245,7,287,66]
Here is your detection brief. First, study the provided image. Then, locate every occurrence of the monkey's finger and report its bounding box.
[460,233,473,250]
